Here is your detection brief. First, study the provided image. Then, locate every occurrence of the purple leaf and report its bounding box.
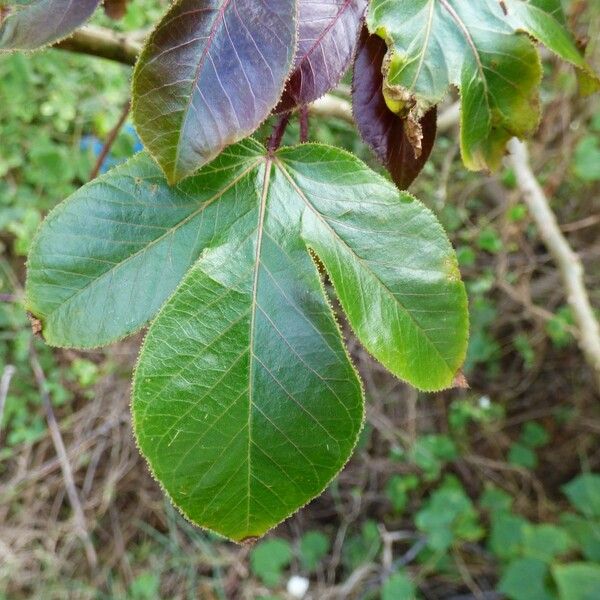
[352,27,437,190]
[275,0,367,113]
[132,0,296,184]
[0,0,101,50]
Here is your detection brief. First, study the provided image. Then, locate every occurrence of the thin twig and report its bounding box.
[51,25,464,131]
[299,105,309,143]
[454,550,484,600]
[29,343,98,569]
[90,98,132,180]
[509,138,600,391]
[0,365,16,433]
[267,111,292,153]
[393,537,428,569]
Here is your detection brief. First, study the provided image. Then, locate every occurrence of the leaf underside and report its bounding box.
[0,0,101,50]
[352,26,437,189]
[27,140,468,540]
[132,0,296,184]
[367,0,599,172]
[275,0,367,113]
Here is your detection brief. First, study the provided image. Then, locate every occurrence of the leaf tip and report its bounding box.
[26,311,44,340]
[240,536,260,547]
[452,371,470,389]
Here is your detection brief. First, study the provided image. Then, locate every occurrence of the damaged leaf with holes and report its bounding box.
[366,0,599,172]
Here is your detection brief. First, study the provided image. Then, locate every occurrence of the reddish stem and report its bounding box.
[299,106,309,143]
[267,111,292,154]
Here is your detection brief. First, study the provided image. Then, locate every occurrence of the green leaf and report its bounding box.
[416,475,484,551]
[499,558,554,600]
[131,143,466,540]
[132,0,296,183]
[382,571,417,600]
[342,521,382,570]
[28,140,467,540]
[411,434,458,481]
[560,514,600,562]
[563,474,600,518]
[489,512,528,561]
[386,474,419,513]
[508,442,538,469]
[128,571,161,600]
[366,0,598,172]
[293,148,468,391]
[573,136,600,182]
[553,563,600,600]
[250,538,292,587]
[25,141,264,348]
[520,422,549,449]
[299,531,330,572]
[480,484,513,514]
[521,524,573,563]
[504,0,600,90]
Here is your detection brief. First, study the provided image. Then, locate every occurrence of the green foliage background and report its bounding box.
[1,0,600,598]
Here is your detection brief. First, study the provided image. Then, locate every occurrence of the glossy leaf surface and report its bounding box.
[367,0,599,172]
[27,139,467,539]
[275,0,366,113]
[132,141,467,540]
[132,0,296,183]
[25,143,263,348]
[352,27,437,189]
[0,0,100,50]
[290,145,468,392]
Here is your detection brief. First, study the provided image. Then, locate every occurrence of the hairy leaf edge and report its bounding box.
[129,154,366,542]
[275,142,470,391]
[23,144,264,349]
[131,0,300,184]
[0,0,102,53]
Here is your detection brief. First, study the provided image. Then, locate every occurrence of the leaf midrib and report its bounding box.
[245,157,272,530]
[274,157,454,376]
[438,0,489,99]
[173,0,233,177]
[409,0,436,89]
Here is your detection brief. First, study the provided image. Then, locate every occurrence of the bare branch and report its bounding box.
[54,25,141,66]
[509,138,600,391]
[29,343,98,569]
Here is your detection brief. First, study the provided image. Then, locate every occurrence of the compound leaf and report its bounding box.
[366,0,598,172]
[25,140,264,348]
[133,142,467,540]
[28,137,467,539]
[0,0,101,50]
[275,0,367,113]
[132,0,296,184]
[352,26,437,189]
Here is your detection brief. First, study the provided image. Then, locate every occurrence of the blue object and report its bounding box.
[80,122,143,174]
